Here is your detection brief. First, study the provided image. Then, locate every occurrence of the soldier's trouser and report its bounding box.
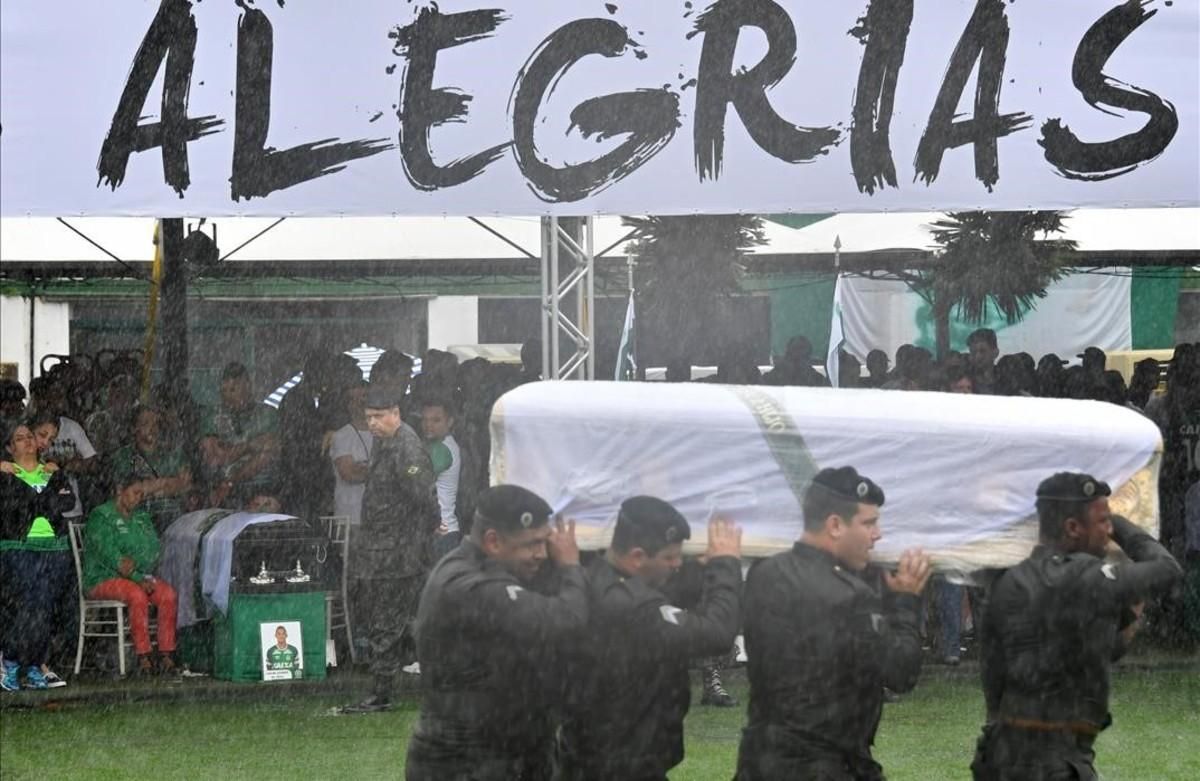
[406,732,553,781]
[1182,556,1200,645]
[353,574,423,699]
[557,767,664,781]
[971,724,1098,781]
[553,748,668,781]
[735,725,884,781]
[556,763,665,781]
[432,531,462,563]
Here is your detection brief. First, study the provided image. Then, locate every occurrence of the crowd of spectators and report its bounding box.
[700,328,1175,408]
[0,327,1196,690]
[0,347,530,689]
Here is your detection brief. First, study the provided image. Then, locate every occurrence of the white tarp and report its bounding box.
[2,1,1197,217]
[838,270,1134,361]
[490,381,1161,571]
[759,209,1200,254]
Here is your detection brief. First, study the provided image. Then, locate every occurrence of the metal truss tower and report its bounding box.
[539,216,596,380]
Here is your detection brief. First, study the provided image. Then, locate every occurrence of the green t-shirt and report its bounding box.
[201,402,279,495]
[202,402,278,442]
[265,644,301,678]
[427,439,453,476]
[110,444,187,522]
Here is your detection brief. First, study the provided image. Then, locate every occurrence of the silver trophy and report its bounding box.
[249,561,275,585]
[286,559,311,584]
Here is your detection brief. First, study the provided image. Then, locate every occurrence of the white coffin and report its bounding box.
[490,382,1162,572]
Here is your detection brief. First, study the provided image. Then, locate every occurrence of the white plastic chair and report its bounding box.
[68,522,129,676]
[320,515,355,664]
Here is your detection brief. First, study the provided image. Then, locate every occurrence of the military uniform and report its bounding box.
[735,543,923,781]
[972,511,1182,781]
[557,554,742,781]
[352,423,437,700]
[405,506,588,780]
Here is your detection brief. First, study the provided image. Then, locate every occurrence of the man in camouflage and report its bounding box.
[338,384,438,714]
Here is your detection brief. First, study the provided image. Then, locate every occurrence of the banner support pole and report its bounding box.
[539,216,595,380]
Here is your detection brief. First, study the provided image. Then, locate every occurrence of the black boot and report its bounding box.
[336,674,394,714]
[336,695,392,715]
[700,665,737,707]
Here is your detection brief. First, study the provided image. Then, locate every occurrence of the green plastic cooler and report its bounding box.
[213,591,327,681]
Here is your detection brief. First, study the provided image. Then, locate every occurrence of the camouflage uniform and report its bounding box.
[352,424,437,700]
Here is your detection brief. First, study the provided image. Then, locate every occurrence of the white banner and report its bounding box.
[838,269,1133,361]
[1,1,1196,217]
[490,382,1161,572]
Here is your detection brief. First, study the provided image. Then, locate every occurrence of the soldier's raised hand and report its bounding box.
[547,516,581,567]
[1120,600,1146,646]
[883,548,933,595]
[705,518,743,561]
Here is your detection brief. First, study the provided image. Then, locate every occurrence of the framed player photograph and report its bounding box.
[260,621,304,681]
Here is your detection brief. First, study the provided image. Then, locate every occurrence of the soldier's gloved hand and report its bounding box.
[705,518,743,561]
[883,548,933,595]
[547,516,581,567]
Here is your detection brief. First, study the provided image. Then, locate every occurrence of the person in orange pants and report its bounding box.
[82,476,177,675]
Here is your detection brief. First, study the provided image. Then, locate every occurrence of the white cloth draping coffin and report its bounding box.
[490,382,1161,572]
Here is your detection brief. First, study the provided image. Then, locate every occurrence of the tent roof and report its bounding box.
[1,209,1195,268]
[0,216,635,263]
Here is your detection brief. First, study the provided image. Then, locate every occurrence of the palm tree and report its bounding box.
[623,214,766,368]
[899,211,1077,357]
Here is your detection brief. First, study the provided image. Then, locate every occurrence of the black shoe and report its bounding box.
[336,695,392,715]
[700,666,737,707]
[157,652,180,676]
[134,654,156,677]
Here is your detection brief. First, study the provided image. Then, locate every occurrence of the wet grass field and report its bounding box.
[1,668,1198,780]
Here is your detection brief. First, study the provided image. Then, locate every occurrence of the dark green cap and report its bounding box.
[1036,472,1112,503]
[809,466,886,506]
[615,496,691,550]
[475,485,553,533]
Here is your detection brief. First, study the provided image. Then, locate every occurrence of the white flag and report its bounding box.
[826,274,846,388]
[615,292,636,382]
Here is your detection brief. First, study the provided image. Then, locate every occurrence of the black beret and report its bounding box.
[1036,472,1112,503]
[475,485,553,533]
[364,384,402,410]
[617,496,692,546]
[809,466,886,506]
